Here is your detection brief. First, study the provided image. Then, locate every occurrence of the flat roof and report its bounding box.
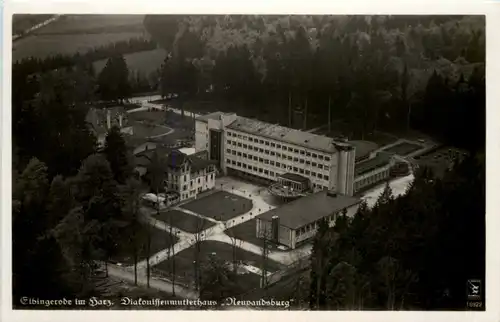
[355,152,392,176]
[349,140,379,160]
[226,116,353,154]
[257,191,361,230]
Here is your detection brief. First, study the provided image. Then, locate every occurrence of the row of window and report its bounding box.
[226,134,331,161]
[226,158,329,181]
[226,147,330,171]
[296,213,338,237]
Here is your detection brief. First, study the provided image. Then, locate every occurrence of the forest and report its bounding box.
[11,15,485,310]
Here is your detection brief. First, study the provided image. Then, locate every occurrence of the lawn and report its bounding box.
[131,122,172,139]
[180,191,253,221]
[225,219,263,248]
[155,210,217,234]
[13,32,145,61]
[111,225,178,265]
[383,142,423,156]
[155,240,285,290]
[128,110,166,124]
[93,48,167,76]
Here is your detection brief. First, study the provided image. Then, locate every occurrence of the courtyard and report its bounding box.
[180,191,253,221]
[155,209,217,234]
[154,240,286,290]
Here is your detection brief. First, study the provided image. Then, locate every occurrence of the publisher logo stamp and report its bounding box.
[467,279,481,301]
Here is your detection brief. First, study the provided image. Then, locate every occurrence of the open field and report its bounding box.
[94,48,166,75]
[111,226,178,265]
[32,14,146,34]
[13,32,145,61]
[131,122,172,139]
[180,191,253,221]
[155,210,216,234]
[128,110,166,124]
[155,240,286,290]
[383,142,423,156]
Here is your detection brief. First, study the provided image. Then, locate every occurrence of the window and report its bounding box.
[318,164,323,169]
[259,139,264,144]
[299,159,305,164]
[243,144,247,149]
[294,148,299,153]
[183,175,186,181]
[324,166,329,171]
[243,153,247,158]
[226,140,230,144]
[271,143,275,147]
[243,136,247,140]
[264,169,269,175]
[282,146,287,150]
[238,134,242,139]
[265,141,270,146]
[259,157,264,163]
[249,137,253,142]
[277,144,281,148]
[318,174,323,179]
[318,155,324,160]
[288,147,293,152]
[312,153,317,158]
[305,170,310,175]
[311,172,316,177]
[287,156,292,161]
[270,151,275,156]
[228,132,232,137]
[325,156,331,162]
[259,148,264,153]
[270,171,275,177]
[237,152,242,156]
[276,162,281,167]
[300,150,305,155]
[183,185,187,191]
[243,164,247,169]
[253,166,258,171]
[264,159,269,164]
[276,153,281,158]
[299,169,304,174]
[312,162,317,167]
[293,157,298,162]
[258,168,263,173]
[282,164,287,169]
[237,142,242,147]
[306,161,311,165]
[264,150,270,155]
[324,175,329,181]
[293,167,298,172]
[253,156,258,161]
[197,178,200,183]
[232,150,236,155]
[237,162,242,167]
[306,152,311,157]
[270,161,275,166]
[226,148,231,153]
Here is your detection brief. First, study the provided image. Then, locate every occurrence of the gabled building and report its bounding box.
[137,148,217,203]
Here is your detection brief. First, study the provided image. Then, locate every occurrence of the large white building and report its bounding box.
[195,112,356,196]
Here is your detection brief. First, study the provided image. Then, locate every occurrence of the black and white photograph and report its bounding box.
[2,3,496,317]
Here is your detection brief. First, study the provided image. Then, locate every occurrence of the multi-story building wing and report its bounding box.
[195,112,356,196]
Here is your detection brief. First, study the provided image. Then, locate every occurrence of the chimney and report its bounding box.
[119,114,123,128]
[107,109,111,130]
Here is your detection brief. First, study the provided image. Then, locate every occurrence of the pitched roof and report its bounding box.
[226,116,353,154]
[195,111,229,122]
[188,155,217,172]
[257,191,361,230]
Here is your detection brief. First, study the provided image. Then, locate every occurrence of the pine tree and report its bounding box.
[104,126,132,184]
